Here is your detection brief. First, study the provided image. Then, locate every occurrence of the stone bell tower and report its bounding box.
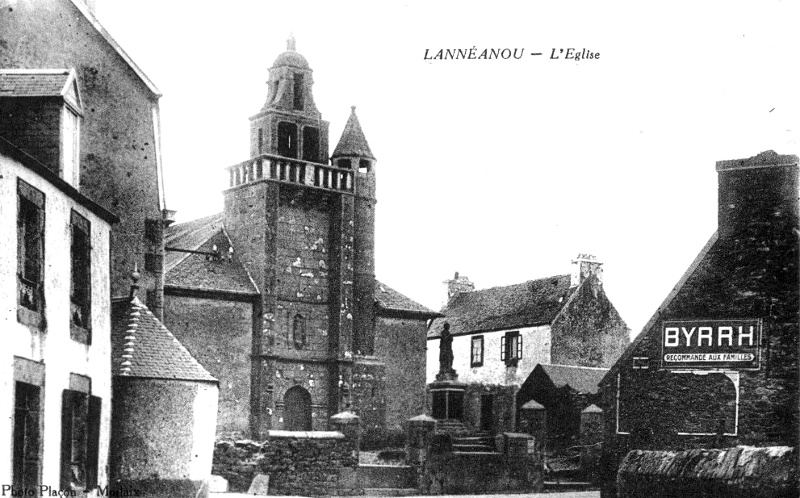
[222,37,385,436]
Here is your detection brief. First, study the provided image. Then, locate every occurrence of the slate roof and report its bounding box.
[375,281,441,317]
[164,212,225,272]
[112,296,217,382]
[536,363,608,394]
[166,230,259,296]
[428,274,574,338]
[0,69,74,97]
[331,106,375,159]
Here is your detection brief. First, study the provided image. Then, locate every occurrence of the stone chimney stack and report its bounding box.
[571,254,603,288]
[443,272,474,305]
[715,150,799,240]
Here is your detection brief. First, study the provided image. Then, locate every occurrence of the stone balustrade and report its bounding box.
[226,154,354,194]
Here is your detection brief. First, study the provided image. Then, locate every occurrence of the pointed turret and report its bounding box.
[336,106,377,356]
[332,106,375,162]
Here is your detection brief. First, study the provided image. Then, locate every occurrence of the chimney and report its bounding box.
[571,254,603,287]
[443,272,474,305]
[716,150,799,240]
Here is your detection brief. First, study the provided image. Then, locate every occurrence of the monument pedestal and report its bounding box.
[429,374,466,421]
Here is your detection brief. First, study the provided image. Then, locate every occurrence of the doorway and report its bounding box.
[284,386,312,431]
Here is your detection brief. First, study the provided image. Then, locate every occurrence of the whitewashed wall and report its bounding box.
[0,153,112,491]
[427,324,552,386]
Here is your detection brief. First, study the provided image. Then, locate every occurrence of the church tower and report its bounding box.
[223,38,384,436]
[333,106,377,355]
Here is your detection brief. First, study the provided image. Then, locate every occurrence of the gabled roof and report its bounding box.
[0,69,74,96]
[164,213,225,272]
[428,274,573,338]
[0,68,83,115]
[331,106,375,160]
[112,295,217,382]
[67,0,161,97]
[535,363,608,395]
[600,232,718,386]
[375,281,441,318]
[166,228,259,296]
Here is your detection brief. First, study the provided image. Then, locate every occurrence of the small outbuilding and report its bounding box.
[110,277,219,498]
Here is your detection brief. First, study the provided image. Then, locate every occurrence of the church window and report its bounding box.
[302,126,320,163]
[278,122,298,158]
[293,73,304,110]
[292,314,307,349]
[471,335,484,367]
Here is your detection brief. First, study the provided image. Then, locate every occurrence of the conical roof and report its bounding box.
[112,296,217,382]
[332,106,375,160]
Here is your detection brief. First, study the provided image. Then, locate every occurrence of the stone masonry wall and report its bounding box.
[213,431,360,495]
[163,294,255,437]
[551,276,629,368]
[617,446,797,498]
[375,316,428,430]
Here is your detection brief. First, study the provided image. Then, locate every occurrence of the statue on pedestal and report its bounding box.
[437,322,457,381]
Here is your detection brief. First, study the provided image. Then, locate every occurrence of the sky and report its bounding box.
[96,0,798,337]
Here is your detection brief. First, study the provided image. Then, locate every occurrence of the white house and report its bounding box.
[0,70,117,494]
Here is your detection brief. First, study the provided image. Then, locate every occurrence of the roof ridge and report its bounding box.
[470,274,570,294]
[167,212,224,232]
[0,68,71,74]
[113,296,216,382]
[541,363,609,371]
[118,297,144,376]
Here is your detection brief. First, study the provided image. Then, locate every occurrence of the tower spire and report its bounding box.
[287,33,296,51]
[332,106,375,160]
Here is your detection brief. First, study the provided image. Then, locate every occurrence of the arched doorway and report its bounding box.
[284,386,312,431]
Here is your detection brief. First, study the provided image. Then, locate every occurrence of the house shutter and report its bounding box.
[86,396,101,489]
[517,336,523,359]
[60,391,73,490]
[500,335,507,361]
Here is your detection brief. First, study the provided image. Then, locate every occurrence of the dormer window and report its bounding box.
[0,69,84,186]
[62,106,80,187]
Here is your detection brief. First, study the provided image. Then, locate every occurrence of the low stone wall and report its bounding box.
[213,430,360,496]
[617,446,797,498]
[420,432,543,494]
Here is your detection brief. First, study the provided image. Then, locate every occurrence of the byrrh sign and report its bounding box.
[660,319,762,370]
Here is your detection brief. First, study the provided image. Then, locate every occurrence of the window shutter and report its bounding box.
[517,336,523,359]
[86,396,101,489]
[60,391,73,490]
[500,336,506,361]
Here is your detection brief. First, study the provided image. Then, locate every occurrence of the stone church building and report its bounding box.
[163,39,439,440]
